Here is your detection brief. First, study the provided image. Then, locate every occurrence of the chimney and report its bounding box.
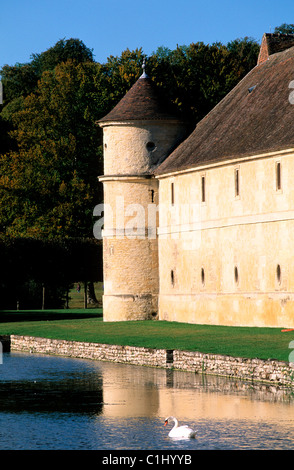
[258,32,294,66]
[257,33,269,65]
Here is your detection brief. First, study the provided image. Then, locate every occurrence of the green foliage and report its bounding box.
[0,38,94,106]
[30,38,94,75]
[149,38,260,123]
[0,60,103,238]
[98,48,145,114]
[274,23,294,34]
[0,63,38,105]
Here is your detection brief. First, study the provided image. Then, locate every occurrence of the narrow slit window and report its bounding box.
[201,267,205,286]
[235,168,240,197]
[276,162,281,191]
[201,175,206,203]
[171,182,174,205]
[234,266,239,285]
[171,270,175,286]
[276,264,281,284]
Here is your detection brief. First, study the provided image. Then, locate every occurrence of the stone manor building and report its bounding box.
[98,33,294,328]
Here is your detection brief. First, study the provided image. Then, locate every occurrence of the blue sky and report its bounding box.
[1,0,294,69]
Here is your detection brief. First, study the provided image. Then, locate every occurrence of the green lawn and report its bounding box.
[68,282,103,309]
[1,308,293,362]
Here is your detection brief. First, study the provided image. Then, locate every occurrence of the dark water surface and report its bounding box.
[0,352,294,450]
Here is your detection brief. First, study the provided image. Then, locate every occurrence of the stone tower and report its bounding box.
[98,63,186,321]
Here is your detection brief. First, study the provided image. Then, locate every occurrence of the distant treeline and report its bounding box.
[0,236,102,310]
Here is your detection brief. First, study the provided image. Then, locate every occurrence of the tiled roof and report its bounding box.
[98,76,179,123]
[155,43,294,175]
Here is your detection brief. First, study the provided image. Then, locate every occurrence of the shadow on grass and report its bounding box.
[0,309,103,323]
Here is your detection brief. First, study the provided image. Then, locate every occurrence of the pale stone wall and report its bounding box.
[157,150,294,327]
[102,177,159,234]
[103,238,158,294]
[101,121,186,174]
[8,335,294,387]
[102,233,159,321]
[101,177,159,321]
[102,294,158,321]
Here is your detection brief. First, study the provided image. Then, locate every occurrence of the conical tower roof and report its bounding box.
[98,65,179,123]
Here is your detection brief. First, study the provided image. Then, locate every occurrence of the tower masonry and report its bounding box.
[97,64,186,321]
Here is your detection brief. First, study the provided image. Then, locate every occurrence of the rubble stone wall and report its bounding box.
[6,335,294,387]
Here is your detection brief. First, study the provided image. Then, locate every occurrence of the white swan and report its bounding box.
[164,416,197,439]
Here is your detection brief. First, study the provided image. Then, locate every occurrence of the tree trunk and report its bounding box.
[87,281,98,306]
[83,281,88,309]
[42,285,45,310]
[65,286,69,309]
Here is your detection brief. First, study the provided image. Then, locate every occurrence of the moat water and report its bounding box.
[0,352,294,450]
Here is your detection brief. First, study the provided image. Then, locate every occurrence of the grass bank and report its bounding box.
[1,309,293,362]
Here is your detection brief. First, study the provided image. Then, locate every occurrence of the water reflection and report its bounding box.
[100,359,294,419]
[0,352,294,450]
[0,378,103,414]
[0,353,103,415]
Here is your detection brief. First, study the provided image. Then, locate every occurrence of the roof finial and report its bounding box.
[140,57,148,78]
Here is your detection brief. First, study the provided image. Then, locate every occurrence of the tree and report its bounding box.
[150,38,259,124]
[97,48,145,116]
[0,235,102,309]
[0,38,94,107]
[0,40,104,309]
[30,38,94,76]
[0,63,38,105]
[0,38,96,157]
[226,37,260,87]
[0,60,103,239]
[274,23,294,34]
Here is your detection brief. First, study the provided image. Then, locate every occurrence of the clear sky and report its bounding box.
[1,0,294,69]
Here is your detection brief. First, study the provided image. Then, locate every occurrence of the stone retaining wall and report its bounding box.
[173,349,294,386]
[5,335,294,387]
[9,335,167,368]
